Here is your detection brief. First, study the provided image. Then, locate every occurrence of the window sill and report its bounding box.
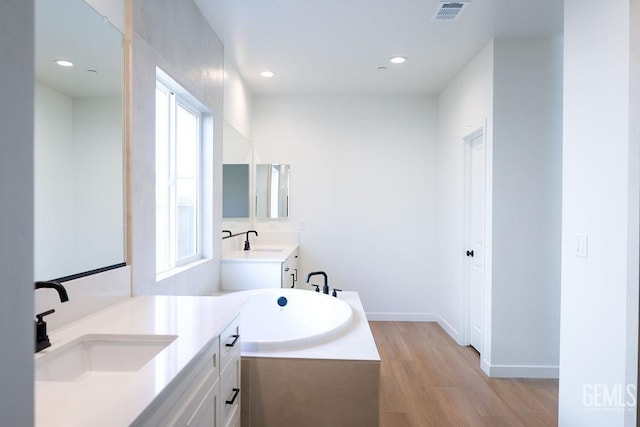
[156,258,210,282]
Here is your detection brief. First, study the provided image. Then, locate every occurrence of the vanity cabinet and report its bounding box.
[221,247,299,290]
[220,315,242,427]
[281,250,298,288]
[133,315,241,427]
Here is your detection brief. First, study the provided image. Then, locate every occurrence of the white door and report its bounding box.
[466,131,485,352]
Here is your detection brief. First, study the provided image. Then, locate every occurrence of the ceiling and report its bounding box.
[195,0,563,96]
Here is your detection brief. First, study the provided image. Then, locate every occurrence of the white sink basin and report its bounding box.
[35,334,177,382]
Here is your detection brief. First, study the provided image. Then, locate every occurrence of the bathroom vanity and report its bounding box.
[221,245,298,291]
[34,296,243,427]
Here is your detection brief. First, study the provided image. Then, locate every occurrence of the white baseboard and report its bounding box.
[481,359,559,379]
[365,312,460,343]
[365,312,439,322]
[435,315,461,344]
[366,313,558,380]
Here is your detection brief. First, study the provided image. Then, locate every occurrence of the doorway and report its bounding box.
[464,129,486,352]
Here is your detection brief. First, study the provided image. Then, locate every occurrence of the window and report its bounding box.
[155,79,202,273]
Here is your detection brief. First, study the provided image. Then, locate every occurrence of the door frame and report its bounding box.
[461,127,486,349]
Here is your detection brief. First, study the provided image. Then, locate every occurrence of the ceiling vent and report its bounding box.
[432,1,470,21]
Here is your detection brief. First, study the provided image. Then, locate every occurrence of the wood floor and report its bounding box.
[369,322,559,427]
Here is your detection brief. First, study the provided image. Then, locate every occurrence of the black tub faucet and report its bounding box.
[306,271,329,295]
[244,230,258,251]
[34,281,69,353]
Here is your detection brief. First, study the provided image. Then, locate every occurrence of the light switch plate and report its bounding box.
[574,233,588,258]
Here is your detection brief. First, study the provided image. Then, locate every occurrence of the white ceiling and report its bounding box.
[195,0,563,96]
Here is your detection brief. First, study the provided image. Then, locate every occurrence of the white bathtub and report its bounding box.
[237,288,353,352]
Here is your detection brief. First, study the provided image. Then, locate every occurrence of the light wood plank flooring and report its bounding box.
[370,322,558,427]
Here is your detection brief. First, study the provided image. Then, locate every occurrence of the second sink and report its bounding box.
[36,334,177,382]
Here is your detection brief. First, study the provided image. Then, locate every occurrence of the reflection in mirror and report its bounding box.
[222,121,252,219]
[34,0,124,281]
[256,164,290,219]
[223,165,250,218]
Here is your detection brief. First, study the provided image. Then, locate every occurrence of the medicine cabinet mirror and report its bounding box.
[256,164,290,219]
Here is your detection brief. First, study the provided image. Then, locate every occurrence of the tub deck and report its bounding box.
[235,291,381,427]
[239,291,380,361]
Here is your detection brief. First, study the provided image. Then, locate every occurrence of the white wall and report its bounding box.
[131,0,224,295]
[437,37,563,378]
[224,59,253,141]
[437,42,494,343]
[560,0,638,425]
[490,37,563,377]
[252,95,440,319]
[34,266,130,331]
[0,0,34,424]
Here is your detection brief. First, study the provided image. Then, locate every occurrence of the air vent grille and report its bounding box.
[432,1,470,21]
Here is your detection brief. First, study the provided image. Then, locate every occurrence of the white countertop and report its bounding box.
[35,295,246,427]
[221,244,298,263]
[35,289,379,426]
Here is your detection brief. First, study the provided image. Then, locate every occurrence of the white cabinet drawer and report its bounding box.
[220,315,240,374]
[186,378,219,427]
[169,371,218,426]
[220,355,241,427]
[134,337,219,426]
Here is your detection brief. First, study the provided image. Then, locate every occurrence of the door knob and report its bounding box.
[466,250,474,257]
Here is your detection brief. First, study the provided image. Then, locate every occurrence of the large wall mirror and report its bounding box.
[222,121,252,219]
[34,0,124,281]
[223,164,250,218]
[256,164,290,219]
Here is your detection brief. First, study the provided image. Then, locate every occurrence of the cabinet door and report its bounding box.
[187,380,219,427]
[220,356,241,427]
[281,251,298,288]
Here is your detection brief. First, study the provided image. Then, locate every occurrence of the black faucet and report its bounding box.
[306,271,329,295]
[35,281,69,302]
[222,230,233,238]
[244,230,258,251]
[34,281,69,353]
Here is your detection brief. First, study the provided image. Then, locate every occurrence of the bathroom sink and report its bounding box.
[251,248,283,253]
[35,334,177,382]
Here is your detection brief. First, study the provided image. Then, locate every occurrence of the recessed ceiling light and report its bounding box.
[260,71,275,78]
[390,56,407,64]
[54,59,74,67]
